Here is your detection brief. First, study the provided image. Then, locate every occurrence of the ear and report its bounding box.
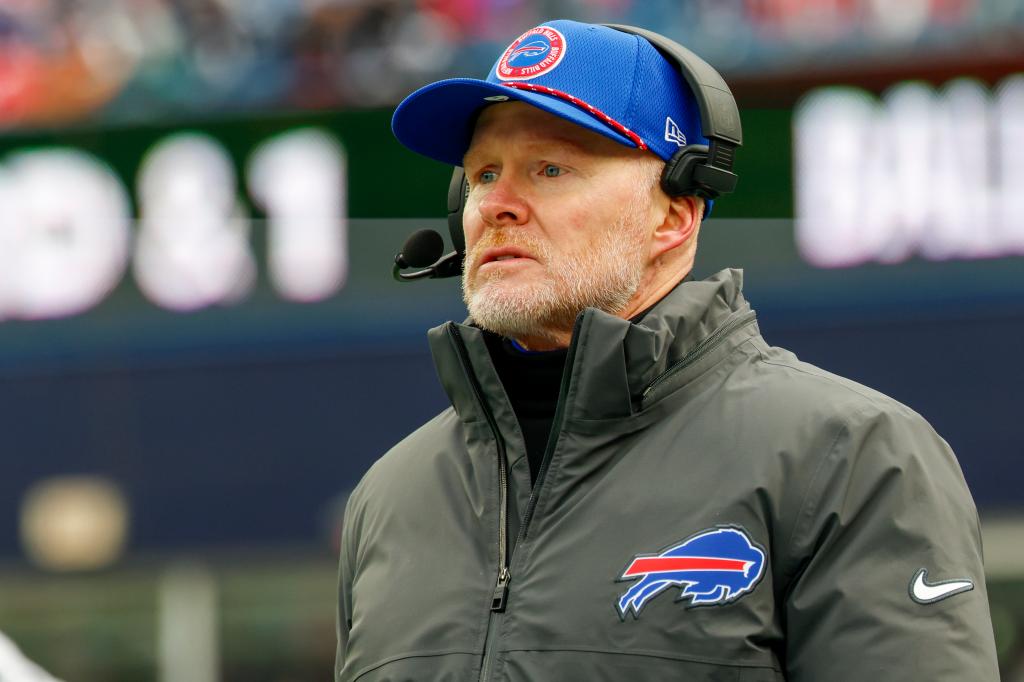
[649,194,702,261]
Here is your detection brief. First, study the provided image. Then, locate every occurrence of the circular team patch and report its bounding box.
[495,26,567,81]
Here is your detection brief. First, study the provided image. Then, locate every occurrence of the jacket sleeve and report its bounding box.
[783,405,998,681]
[335,492,359,682]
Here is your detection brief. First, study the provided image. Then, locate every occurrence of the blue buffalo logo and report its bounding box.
[616,527,766,619]
[508,39,550,66]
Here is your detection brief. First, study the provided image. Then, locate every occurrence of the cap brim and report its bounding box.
[391,78,637,168]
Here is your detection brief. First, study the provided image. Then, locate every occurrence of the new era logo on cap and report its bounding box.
[665,116,687,146]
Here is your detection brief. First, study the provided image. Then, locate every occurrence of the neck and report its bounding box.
[512,329,574,352]
[618,264,692,321]
[514,264,693,351]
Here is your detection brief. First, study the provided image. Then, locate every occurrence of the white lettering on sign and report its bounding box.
[0,150,131,319]
[247,129,348,302]
[0,126,349,321]
[133,133,257,311]
[794,77,1024,267]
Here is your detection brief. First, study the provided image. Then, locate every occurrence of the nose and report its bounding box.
[477,174,529,228]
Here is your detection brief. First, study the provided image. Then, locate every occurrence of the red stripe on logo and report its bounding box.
[623,556,749,577]
[500,82,648,151]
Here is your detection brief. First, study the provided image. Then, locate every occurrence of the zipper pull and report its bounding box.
[490,567,511,612]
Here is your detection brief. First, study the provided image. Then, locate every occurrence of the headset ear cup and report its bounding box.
[447,167,468,254]
[661,144,711,198]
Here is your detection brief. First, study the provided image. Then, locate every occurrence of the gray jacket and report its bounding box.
[336,269,998,681]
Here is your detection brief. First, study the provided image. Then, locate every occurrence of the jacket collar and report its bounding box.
[428,268,757,426]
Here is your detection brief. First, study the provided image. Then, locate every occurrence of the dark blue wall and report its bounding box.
[1,307,1019,558]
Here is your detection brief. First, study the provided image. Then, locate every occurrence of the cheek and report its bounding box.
[541,200,608,253]
[461,200,484,249]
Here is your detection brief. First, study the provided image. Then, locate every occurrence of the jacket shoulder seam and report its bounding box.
[782,396,892,587]
[782,413,849,575]
[749,344,897,581]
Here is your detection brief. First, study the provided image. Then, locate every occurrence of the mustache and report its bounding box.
[465,230,549,271]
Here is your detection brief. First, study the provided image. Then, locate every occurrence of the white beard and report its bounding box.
[462,190,650,344]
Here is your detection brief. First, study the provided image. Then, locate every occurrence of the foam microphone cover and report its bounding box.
[402,229,445,268]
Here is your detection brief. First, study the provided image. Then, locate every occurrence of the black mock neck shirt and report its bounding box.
[483,333,567,484]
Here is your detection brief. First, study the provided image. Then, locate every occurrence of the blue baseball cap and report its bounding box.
[391,20,707,168]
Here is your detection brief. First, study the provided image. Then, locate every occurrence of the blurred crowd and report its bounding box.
[0,0,1022,130]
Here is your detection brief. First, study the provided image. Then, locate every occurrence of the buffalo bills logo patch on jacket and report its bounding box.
[616,526,766,619]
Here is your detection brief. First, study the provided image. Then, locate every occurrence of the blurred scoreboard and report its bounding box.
[795,75,1024,268]
[1,128,345,318]
[0,110,465,368]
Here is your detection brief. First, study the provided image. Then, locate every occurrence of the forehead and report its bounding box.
[465,101,641,163]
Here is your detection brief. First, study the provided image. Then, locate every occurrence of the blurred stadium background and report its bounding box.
[0,0,1022,680]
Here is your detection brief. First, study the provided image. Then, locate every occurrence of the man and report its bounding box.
[336,20,998,681]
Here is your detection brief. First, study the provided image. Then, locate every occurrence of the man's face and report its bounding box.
[461,102,662,346]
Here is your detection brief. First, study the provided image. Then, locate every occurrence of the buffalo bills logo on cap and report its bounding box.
[616,526,766,620]
[496,26,567,81]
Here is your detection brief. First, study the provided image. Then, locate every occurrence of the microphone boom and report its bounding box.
[393,228,464,282]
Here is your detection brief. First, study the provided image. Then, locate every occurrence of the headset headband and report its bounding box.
[603,24,742,146]
[602,23,741,197]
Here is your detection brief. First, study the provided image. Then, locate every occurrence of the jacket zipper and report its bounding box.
[445,326,510,682]
[515,313,585,545]
[479,315,584,682]
[447,325,510,607]
[641,310,756,400]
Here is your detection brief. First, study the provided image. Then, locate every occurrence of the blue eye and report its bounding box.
[543,165,562,177]
[479,170,498,183]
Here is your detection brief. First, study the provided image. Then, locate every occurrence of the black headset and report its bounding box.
[394,23,742,282]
